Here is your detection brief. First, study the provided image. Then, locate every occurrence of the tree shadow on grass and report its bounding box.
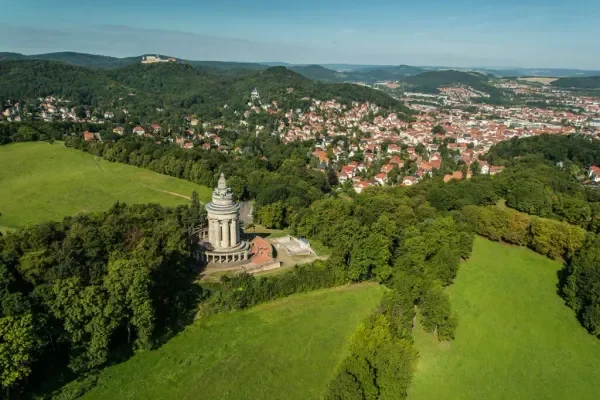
[555,262,570,301]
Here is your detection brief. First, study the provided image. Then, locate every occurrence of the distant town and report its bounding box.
[2,73,600,193]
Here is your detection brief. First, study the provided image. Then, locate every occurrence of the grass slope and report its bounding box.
[0,142,211,230]
[76,283,383,399]
[409,236,600,400]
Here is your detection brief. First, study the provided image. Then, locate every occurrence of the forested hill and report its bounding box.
[289,64,426,83]
[485,134,600,167]
[289,65,342,82]
[0,60,412,122]
[551,75,600,89]
[0,51,138,69]
[403,70,503,96]
[0,60,124,106]
[0,51,270,71]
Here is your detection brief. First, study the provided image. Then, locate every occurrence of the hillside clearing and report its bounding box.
[519,77,558,84]
[54,283,384,399]
[409,236,600,400]
[0,142,211,230]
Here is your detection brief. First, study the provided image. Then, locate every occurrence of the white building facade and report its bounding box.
[204,173,250,264]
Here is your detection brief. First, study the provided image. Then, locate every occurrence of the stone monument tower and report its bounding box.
[204,173,250,264]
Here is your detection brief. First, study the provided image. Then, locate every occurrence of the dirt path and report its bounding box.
[93,156,105,172]
[139,183,191,200]
[92,156,190,201]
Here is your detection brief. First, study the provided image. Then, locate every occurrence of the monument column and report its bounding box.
[204,173,250,264]
[230,218,237,246]
[209,219,216,245]
[221,220,230,248]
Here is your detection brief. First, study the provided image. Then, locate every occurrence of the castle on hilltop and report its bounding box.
[141,55,176,64]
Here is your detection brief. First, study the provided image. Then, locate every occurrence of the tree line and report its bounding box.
[424,154,600,233]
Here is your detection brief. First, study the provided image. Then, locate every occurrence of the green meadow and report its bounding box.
[0,142,211,231]
[57,283,384,399]
[409,237,600,400]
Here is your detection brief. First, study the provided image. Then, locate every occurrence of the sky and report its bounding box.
[1,0,599,69]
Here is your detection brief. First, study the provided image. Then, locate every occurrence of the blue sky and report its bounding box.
[1,0,599,68]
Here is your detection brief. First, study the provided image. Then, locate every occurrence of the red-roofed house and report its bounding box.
[389,155,404,166]
[589,166,600,182]
[381,163,395,174]
[338,171,350,182]
[83,131,94,142]
[151,124,161,133]
[443,171,463,183]
[375,173,387,185]
[354,181,370,193]
[312,150,330,166]
[402,176,417,186]
[342,165,356,177]
[479,160,490,175]
[387,144,401,154]
[429,158,442,170]
[133,126,145,135]
[489,166,505,175]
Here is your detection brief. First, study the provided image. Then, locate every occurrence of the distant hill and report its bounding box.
[0,59,124,105]
[361,64,425,76]
[290,64,425,84]
[551,75,600,89]
[2,52,597,78]
[0,52,269,71]
[402,70,503,96]
[480,67,600,78]
[187,60,267,70]
[289,65,344,82]
[0,51,137,69]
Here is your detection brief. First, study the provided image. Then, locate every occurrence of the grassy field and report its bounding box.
[0,142,211,230]
[68,283,383,399]
[409,236,600,400]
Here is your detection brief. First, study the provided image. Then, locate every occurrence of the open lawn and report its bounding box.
[409,236,600,400]
[0,142,211,230]
[66,283,383,399]
[519,77,558,84]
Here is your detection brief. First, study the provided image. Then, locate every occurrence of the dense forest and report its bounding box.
[486,134,600,167]
[0,201,206,395]
[551,75,600,89]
